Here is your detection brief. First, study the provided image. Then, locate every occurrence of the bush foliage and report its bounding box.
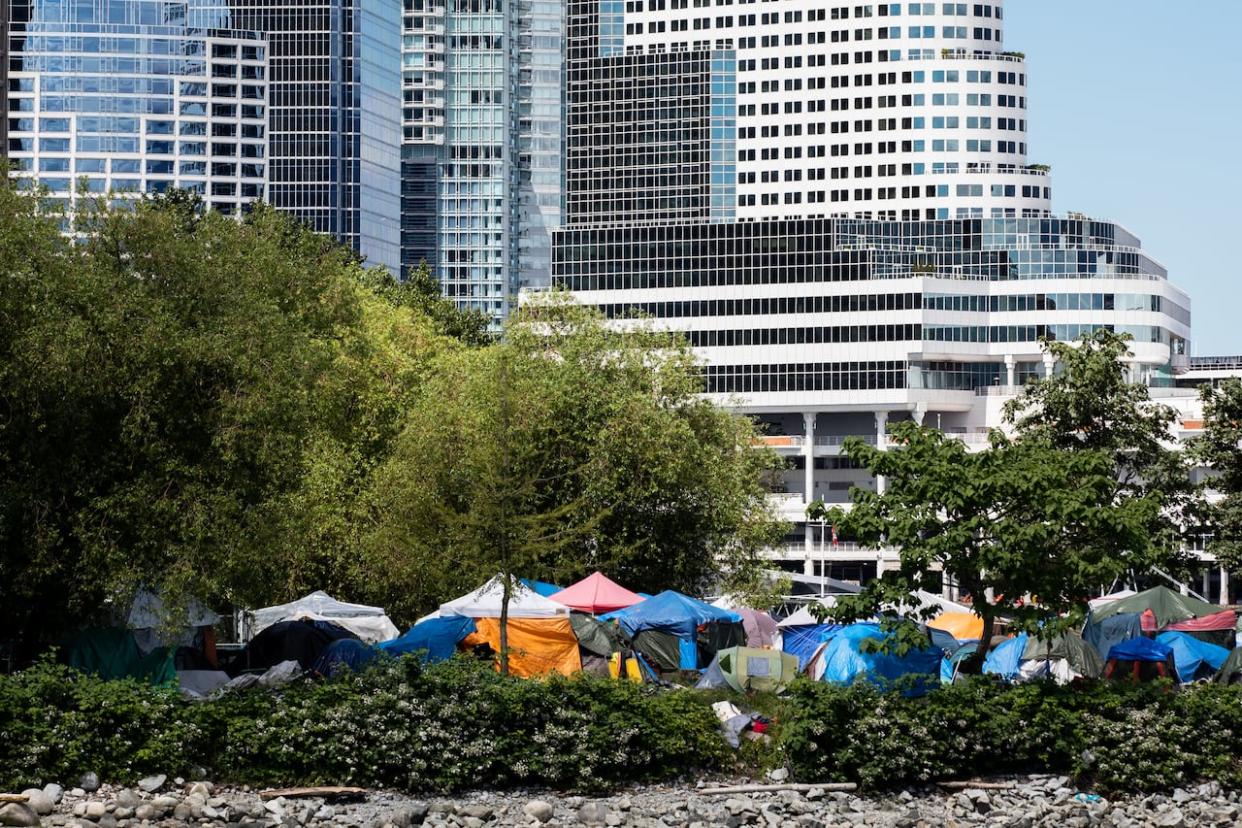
[0,658,728,793]
[781,677,1242,793]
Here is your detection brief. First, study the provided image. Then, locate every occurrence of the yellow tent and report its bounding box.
[441,575,582,678]
[928,611,985,642]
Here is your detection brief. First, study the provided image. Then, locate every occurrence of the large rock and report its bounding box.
[578,802,609,826]
[0,803,40,828]
[18,791,51,817]
[523,800,554,824]
[77,773,100,794]
[83,801,107,820]
[40,786,63,806]
[137,775,166,794]
[114,789,141,810]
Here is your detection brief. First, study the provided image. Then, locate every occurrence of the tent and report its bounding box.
[519,578,563,598]
[1211,647,1242,685]
[782,622,842,671]
[732,607,779,648]
[927,611,984,643]
[549,572,643,614]
[982,635,1027,681]
[378,616,477,664]
[233,619,357,674]
[1088,589,1137,610]
[611,590,745,671]
[1104,637,1179,682]
[815,622,941,696]
[695,646,800,693]
[66,627,177,685]
[1089,586,1229,630]
[1019,632,1104,682]
[1083,612,1143,665]
[250,591,399,644]
[127,589,221,655]
[1155,631,1230,683]
[568,612,623,658]
[312,638,381,678]
[442,575,581,677]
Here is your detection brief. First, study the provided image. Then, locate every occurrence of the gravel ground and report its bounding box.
[2,774,1238,828]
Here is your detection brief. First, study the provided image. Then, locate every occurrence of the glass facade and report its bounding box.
[4,0,267,213]
[188,0,401,272]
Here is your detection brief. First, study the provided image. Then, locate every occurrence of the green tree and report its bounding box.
[0,184,449,642]
[821,426,1165,664]
[362,292,786,623]
[361,261,492,346]
[1194,378,1242,570]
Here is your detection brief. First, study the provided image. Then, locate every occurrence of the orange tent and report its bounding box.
[927,611,985,642]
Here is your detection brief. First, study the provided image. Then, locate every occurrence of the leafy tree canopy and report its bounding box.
[1195,378,1242,570]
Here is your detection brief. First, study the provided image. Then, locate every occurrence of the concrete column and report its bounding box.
[1221,568,1231,606]
[911,404,926,427]
[802,411,815,507]
[1043,353,1055,378]
[875,411,889,495]
[1004,354,1016,387]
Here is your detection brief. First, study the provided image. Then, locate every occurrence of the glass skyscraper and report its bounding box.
[401,0,565,325]
[3,0,268,213]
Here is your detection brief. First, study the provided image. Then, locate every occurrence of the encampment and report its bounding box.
[1154,631,1230,683]
[549,572,643,614]
[1086,586,1235,650]
[377,616,477,664]
[249,591,399,644]
[983,631,1103,684]
[695,646,800,693]
[441,575,582,678]
[812,622,941,696]
[612,590,745,671]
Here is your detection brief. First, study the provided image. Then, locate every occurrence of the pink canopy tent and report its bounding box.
[734,607,779,648]
[549,572,644,614]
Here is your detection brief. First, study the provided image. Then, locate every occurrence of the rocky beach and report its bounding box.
[2,775,1237,828]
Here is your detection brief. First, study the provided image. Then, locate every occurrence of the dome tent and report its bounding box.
[695,646,800,693]
[611,590,745,671]
[814,622,941,696]
[440,575,581,677]
[249,591,399,644]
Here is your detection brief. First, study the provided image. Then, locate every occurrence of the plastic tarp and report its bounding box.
[927,611,984,642]
[66,627,176,685]
[128,589,220,629]
[568,612,622,657]
[520,578,563,598]
[549,572,643,614]
[1165,610,1237,632]
[1083,612,1142,663]
[777,604,831,628]
[378,616,477,663]
[782,623,841,670]
[313,638,381,677]
[1090,586,1226,630]
[983,635,1028,680]
[1212,647,1242,685]
[1022,632,1103,680]
[461,617,582,677]
[1107,636,1173,663]
[694,646,801,693]
[1155,631,1231,683]
[1088,589,1138,610]
[613,590,741,639]
[178,670,230,699]
[440,575,570,619]
[251,591,399,643]
[817,622,942,696]
[732,607,779,648]
[632,629,683,671]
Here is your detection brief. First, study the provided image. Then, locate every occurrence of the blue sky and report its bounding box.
[1004,0,1242,355]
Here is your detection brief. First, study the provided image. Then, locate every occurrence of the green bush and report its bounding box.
[781,677,1242,793]
[0,658,729,793]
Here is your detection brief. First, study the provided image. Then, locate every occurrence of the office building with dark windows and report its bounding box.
[549,0,1216,591]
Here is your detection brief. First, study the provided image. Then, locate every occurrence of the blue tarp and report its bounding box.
[1107,636,1173,663]
[1155,631,1231,682]
[378,616,477,663]
[1083,612,1143,663]
[782,623,841,670]
[982,634,1028,680]
[312,638,380,677]
[818,623,942,696]
[612,590,742,639]
[519,579,562,598]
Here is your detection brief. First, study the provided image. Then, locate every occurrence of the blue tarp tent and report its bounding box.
[1155,631,1231,683]
[782,623,841,671]
[1083,612,1143,662]
[982,634,1028,680]
[613,590,742,639]
[519,579,562,598]
[1108,637,1173,663]
[378,615,477,663]
[818,623,942,696]
[312,638,380,677]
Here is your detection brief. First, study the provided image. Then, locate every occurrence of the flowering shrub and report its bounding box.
[781,677,1242,793]
[0,658,728,792]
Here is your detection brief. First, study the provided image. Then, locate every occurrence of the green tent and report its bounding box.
[66,627,177,685]
[1090,586,1221,628]
[1212,647,1242,685]
[569,612,622,657]
[695,646,800,693]
[1022,631,1104,679]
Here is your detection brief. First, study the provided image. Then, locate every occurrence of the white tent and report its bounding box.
[439,575,570,619]
[776,600,839,628]
[250,591,399,643]
[1088,589,1138,610]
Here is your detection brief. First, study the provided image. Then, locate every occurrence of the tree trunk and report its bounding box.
[499,572,511,677]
